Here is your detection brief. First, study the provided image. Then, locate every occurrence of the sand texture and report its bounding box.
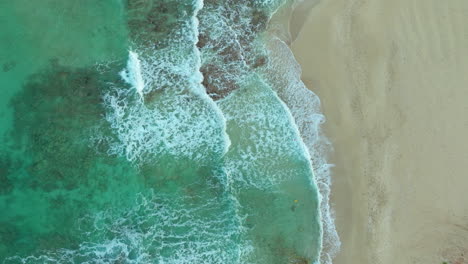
[291,0,468,263]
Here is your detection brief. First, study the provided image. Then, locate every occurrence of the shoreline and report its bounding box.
[290,0,468,263]
[268,2,341,263]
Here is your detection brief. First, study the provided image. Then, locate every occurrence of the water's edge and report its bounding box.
[267,1,342,263]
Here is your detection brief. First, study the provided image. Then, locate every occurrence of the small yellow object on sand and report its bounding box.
[294,200,298,203]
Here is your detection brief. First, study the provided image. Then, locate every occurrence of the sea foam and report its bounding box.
[99,0,230,165]
[11,0,334,263]
[0,0,331,263]
[198,1,323,262]
[262,31,341,264]
[119,50,145,100]
[198,0,341,261]
[4,190,251,264]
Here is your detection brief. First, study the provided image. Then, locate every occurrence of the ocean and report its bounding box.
[0,0,337,263]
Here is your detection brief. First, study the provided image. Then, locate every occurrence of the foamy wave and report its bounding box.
[219,75,315,190]
[93,0,331,263]
[261,36,341,263]
[101,84,225,163]
[98,0,230,165]
[198,1,323,262]
[119,50,145,100]
[4,191,252,264]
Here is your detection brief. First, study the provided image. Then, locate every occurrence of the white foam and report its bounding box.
[4,191,252,264]
[219,75,317,190]
[192,0,232,153]
[95,0,230,165]
[92,0,335,262]
[199,2,324,261]
[200,0,341,260]
[100,85,227,164]
[120,50,145,100]
[261,36,341,263]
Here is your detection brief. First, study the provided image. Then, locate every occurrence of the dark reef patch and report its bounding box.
[201,64,239,100]
[0,155,13,195]
[127,0,197,49]
[0,61,142,258]
[198,1,271,100]
[2,61,16,72]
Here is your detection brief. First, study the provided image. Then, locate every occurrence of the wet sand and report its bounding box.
[290,0,468,263]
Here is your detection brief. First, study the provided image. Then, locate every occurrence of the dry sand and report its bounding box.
[289,0,468,263]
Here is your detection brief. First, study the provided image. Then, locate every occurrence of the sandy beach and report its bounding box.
[290,0,468,263]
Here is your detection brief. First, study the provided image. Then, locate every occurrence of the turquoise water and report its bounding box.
[0,0,332,263]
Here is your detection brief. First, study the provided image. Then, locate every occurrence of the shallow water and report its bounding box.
[0,0,327,263]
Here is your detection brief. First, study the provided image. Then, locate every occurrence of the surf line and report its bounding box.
[120,50,145,101]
